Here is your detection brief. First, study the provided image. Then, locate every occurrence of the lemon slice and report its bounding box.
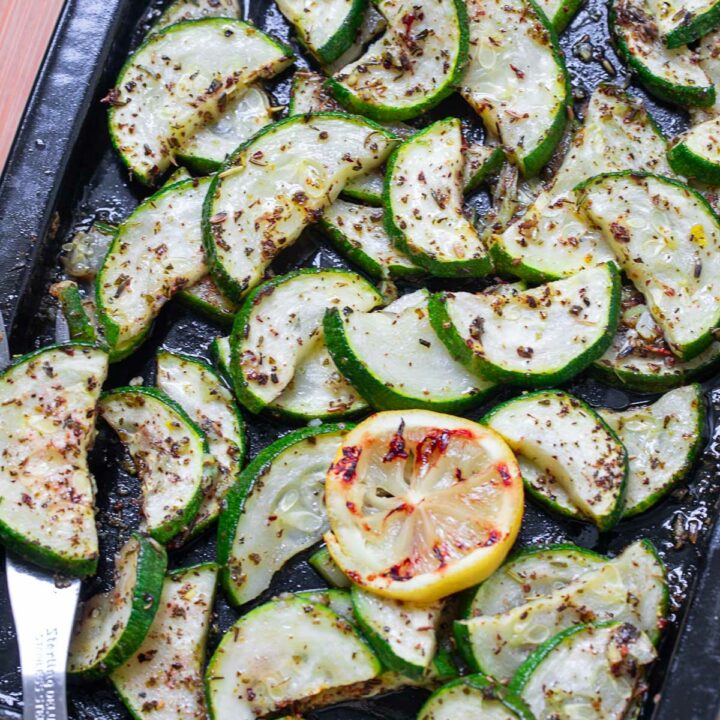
[324,410,524,602]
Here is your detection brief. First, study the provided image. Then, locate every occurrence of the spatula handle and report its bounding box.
[5,555,80,720]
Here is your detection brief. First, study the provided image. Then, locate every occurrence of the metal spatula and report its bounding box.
[2,311,80,720]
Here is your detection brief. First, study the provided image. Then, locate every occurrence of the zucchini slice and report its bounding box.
[177,85,276,174]
[511,622,656,718]
[324,289,495,412]
[599,385,705,518]
[109,19,293,185]
[213,333,368,421]
[275,0,369,65]
[535,0,584,31]
[454,539,668,681]
[577,171,720,361]
[668,116,720,184]
[202,113,396,299]
[430,264,621,387]
[68,534,167,679]
[206,596,381,718]
[96,177,211,361]
[319,200,421,279]
[327,0,469,121]
[177,274,239,326]
[296,589,355,621]
[419,675,535,720]
[491,84,672,282]
[111,563,218,720]
[484,390,628,530]
[465,544,607,618]
[51,281,103,346]
[384,119,492,277]
[309,546,351,588]
[351,586,443,678]
[611,0,714,108]
[647,0,720,48]
[461,0,570,176]
[100,387,208,544]
[463,142,505,193]
[0,344,107,576]
[697,30,720,119]
[156,351,245,539]
[229,268,382,414]
[593,286,720,391]
[154,0,240,30]
[217,424,347,606]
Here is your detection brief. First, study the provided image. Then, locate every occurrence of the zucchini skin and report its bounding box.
[575,171,720,362]
[668,134,720,185]
[70,534,168,680]
[463,145,505,193]
[610,3,716,108]
[0,343,105,577]
[383,120,493,278]
[482,389,629,531]
[52,281,102,345]
[216,423,352,607]
[547,0,585,32]
[427,264,622,388]
[323,307,491,412]
[665,5,720,48]
[325,0,470,121]
[108,19,293,186]
[100,386,208,545]
[297,0,370,65]
[419,674,535,720]
[201,112,396,301]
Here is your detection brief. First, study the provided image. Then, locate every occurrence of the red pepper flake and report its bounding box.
[332,445,361,483]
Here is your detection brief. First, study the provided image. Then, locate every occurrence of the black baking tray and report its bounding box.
[0,0,719,718]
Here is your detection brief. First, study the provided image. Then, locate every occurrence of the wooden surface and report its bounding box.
[0,0,66,175]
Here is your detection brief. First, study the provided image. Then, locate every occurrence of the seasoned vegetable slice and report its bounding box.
[206,597,381,718]
[491,84,672,281]
[324,410,524,602]
[177,274,239,326]
[275,0,368,65]
[419,675,535,720]
[611,0,714,108]
[202,113,396,299]
[454,540,667,680]
[217,424,347,606]
[100,387,208,544]
[213,333,368,421]
[577,172,720,361]
[96,178,210,361]
[177,85,276,173]
[593,286,720,391]
[599,385,705,517]
[668,116,720,184]
[384,119,491,277]
[324,289,495,411]
[0,344,107,576]
[68,534,167,679]
[430,264,621,387]
[461,0,570,176]
[296,589,354,621]
[327,0,469,121]
[510,622,656,719]
[109,19,293,184]
[154,0,240,30]
[111,563,218,720]
[351,586,443,677]
[319,200,421,279]
[309,546,351,588]
[535,0,584,31]
[156,351,245,539]
[229,269,382,414]
[463,142,505,193]
[51,281,103,346]
[484,390,628,530]
[465,544,606,617]
[647,0,720,48]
